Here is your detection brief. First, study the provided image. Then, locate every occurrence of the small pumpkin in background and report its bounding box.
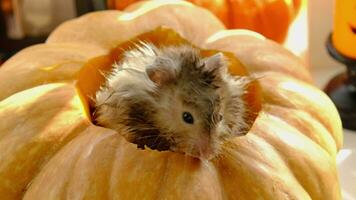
[0,1,342,199]
[108,0,301,43]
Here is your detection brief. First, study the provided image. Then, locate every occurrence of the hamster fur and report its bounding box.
[94,43,252,160]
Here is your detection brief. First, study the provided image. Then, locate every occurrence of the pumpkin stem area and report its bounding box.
[75,27,262,151]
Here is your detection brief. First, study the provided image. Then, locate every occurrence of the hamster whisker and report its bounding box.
[155,140,165,150]
[114,67,145,75]
[127,126,157,131]
[94,90,123,108]
[134,135,160,140]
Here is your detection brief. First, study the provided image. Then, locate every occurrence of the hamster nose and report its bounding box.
[196,136,216,160]
[198,147,215,160]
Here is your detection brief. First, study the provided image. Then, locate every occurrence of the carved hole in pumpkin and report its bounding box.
[76,27,262,152]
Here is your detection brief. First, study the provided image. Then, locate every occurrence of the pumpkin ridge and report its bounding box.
[23,127,115,199]
[213,134,311,199]
[152,155,170,199]
[264,104,338,157]
[258,72,342,149]
[0,43,106,101]
[0,83,91,199]
[202,32,312,82]
[262,98,340,151]
[205,162,227,200]
[107,133,128,199]
[65,131,120,199]
[269,112,335,158]
[47,2,224,50]
[252,114,341,200]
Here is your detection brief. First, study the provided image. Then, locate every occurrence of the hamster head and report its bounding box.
[146,46,227,160]
[95,43,250,160]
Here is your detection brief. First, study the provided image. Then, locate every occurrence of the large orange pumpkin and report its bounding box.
[108,0,301,43]
[0,1,342,199]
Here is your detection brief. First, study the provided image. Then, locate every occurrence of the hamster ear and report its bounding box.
[203,53,226,77]
[146,65,176,87]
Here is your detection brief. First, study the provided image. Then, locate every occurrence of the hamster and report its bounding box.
[94,42,251,160]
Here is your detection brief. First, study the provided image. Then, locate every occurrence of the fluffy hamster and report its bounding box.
[94,43,251,160]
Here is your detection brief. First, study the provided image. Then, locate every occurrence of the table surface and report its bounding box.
[311,66,356,200]
[337,129,356,200]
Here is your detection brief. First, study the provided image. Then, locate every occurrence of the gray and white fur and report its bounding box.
[94,42,251,160]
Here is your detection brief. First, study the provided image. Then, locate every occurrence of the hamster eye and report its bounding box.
[182,112,194,124]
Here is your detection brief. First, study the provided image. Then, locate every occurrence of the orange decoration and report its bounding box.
[108,0,301,43]
[332,0,356,58]
[1,0,12,14]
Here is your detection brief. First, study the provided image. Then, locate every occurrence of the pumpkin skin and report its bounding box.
[0,1,343,200]
[108,0,301,43]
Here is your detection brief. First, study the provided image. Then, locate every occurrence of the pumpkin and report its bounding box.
[0,1,342,199]
[107,0,301,43]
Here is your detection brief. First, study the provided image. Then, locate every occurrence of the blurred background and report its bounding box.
[0,0,345,74]
[0,0,100,63]
[1,0,307,65]
[0,0,355,199]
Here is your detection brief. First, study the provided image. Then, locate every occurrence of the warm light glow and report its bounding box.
[36,93,87,141]
[75,85,92,120]
[41,62,81,71]
[284,0,308,61]
[206,29,265,44]
[332,0,356,58]
[336,149,352,165]
[118,7,150,21]
[263,114,321,155]
[280,81,323,103]
[341,189,355,200]
[0,84,62,108]
[118,0,192,21]
[41,64,60,71]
